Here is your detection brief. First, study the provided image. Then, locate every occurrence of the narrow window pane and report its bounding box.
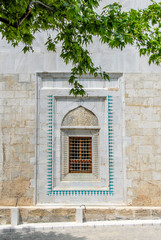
[69,137,92,173]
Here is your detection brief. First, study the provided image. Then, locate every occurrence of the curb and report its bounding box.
[0,219,161,233]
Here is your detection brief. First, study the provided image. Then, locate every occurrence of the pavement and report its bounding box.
[1,220,161,240]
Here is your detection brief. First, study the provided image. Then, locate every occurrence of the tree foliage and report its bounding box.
[0,0,161,95]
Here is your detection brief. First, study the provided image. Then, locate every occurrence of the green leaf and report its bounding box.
[1,0,161,95]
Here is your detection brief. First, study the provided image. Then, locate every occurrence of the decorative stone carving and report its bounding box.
[62,106,98,126]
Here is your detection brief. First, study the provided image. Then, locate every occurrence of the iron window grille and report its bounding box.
[69,137,92,173]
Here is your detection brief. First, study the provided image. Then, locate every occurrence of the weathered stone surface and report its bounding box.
[0,74,35,206]
[84,209,116,221]
[0,177,33,206]
[0,209,10,225]
[19,208,76,223]
[115,209,134,220]
[2,207,161,224]
[131,181,161,206]
[84,208,153,221]
[152,209,161,219]
[125,73,161,206]
[135,209,152,219]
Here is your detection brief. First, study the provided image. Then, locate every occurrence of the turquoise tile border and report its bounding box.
[108,95,114,195]
[47,95,53,194]
[47,95,114,196]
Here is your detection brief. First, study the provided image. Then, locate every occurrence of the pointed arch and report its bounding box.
[61,106,99,127]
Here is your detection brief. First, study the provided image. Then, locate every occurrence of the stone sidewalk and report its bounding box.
[0,220,161,240]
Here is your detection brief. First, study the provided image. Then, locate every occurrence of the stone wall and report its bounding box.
[84,207,161,221]
[0,74,35,206]
[2,206,161,225]
[125,73,161,205]
[1,73,161,207]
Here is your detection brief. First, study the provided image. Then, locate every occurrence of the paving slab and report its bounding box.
[0,225,161,240]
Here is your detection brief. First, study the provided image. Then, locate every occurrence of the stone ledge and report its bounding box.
[1,206,161,225]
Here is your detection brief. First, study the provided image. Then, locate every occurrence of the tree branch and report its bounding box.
[0,17,10,25]
[0,0,54,28]
[28,1,54,12]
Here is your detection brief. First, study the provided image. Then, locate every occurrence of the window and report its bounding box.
[69,137,92,173]
[61,106,100,181]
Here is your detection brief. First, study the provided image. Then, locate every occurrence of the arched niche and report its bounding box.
[61,106,99,127]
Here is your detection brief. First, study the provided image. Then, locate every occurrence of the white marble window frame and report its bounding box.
[36,73,125,204]
[61,129,100,182]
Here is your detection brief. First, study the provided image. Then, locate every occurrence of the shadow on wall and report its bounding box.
[0,228,86,240]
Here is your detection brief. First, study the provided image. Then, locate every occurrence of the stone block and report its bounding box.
[11,207,20,225]
[0,209,11,225]
[19,74,31,83]
[76,206,85,223]
[19,208,76,223]
[84,209,116,221]
[134,209,151,219]
[115,209,134,220]
[152,209,161,219]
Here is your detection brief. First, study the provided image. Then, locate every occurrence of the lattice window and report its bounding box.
[69,137,92,173]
